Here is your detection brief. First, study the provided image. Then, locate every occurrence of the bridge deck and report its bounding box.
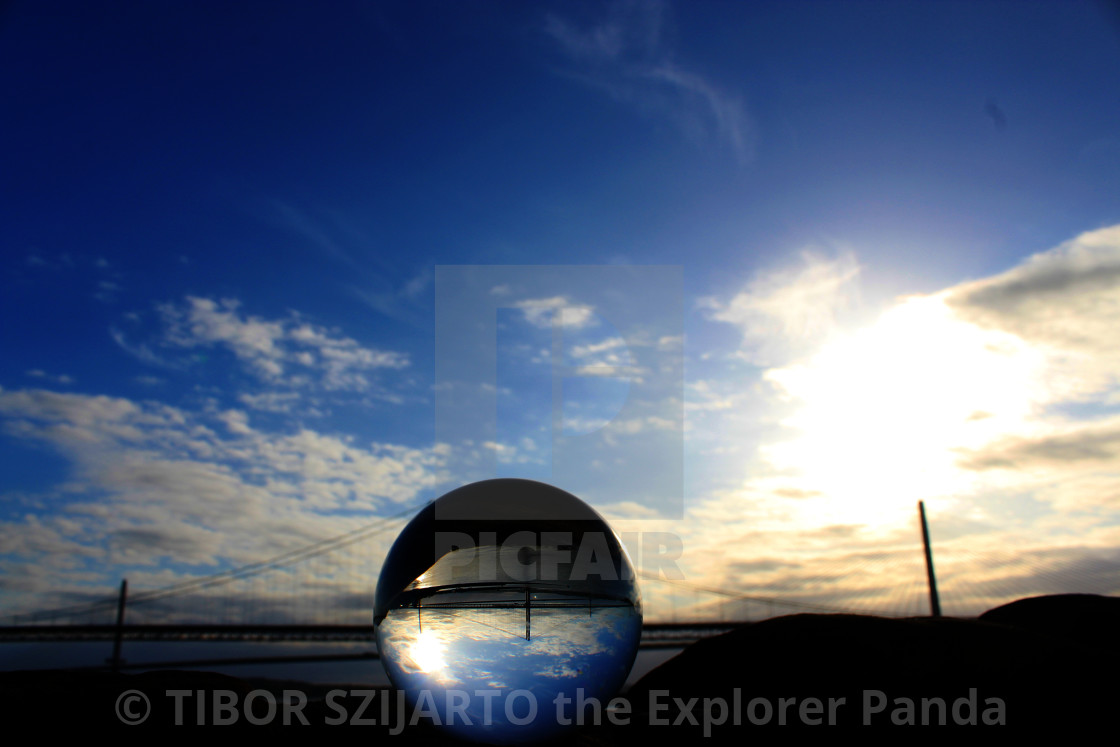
[0,621,743,643]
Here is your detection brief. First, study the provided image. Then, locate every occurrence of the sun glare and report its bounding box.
[407,629,449,674]
[764,295,1042,526]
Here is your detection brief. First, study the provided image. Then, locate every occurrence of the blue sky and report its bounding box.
[3,0,1120,621]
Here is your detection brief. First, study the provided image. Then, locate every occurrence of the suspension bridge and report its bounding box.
[2,500,1116,672]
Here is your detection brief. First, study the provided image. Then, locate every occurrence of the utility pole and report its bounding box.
[918,502,941,617]
[109,579,128,672]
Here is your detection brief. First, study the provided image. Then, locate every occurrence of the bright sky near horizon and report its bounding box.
[3,0,1120,622]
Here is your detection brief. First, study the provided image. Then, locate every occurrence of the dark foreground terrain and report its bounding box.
[3,594,1116,742]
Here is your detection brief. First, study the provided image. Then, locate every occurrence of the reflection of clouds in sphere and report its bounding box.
[374,479,642,744]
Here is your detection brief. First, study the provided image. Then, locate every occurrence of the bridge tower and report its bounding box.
[918,501,941,617]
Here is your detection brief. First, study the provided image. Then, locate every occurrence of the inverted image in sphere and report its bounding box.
[374,478,642,744]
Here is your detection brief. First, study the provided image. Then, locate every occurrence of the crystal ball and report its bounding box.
[374,478,642,743]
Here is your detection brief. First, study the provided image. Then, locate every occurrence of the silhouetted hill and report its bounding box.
[978,592,1120,644]
[619,594,1118,740]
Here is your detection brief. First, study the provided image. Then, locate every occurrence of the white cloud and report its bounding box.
[564,336,648,380]
[568,336,628,361]
[0,386,451,614]
[160,297,288,378]
[667,225,1120,618]
[217,409,253,435]
[151,296,408,392]
[513,296,597,329]
[701,251,861,365]
[238,391,301,414]
[759,294,1041,524]
[481,440,518,463]
[946,224,1120,399]
[13,227,1120,623]
[922,224,1120,515]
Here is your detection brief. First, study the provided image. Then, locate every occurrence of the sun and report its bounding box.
[406,628,449,674]
[762,294,1040,526]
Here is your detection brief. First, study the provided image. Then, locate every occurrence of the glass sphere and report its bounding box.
[374,478,642,744]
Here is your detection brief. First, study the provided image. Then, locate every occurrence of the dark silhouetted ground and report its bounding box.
[3,594,1116,742]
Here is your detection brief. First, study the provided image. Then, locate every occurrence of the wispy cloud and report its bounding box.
[23,251,76,270]
[110,328,179,369]
[93,280,123,303]
[958,417,1120,472]
[268,200,358,267]
[263,201,432,326]
[18,250,126,303]
[238,391,303,414]
[544,0,755,165]
[348,267,432,327]
[25,370,74,386]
